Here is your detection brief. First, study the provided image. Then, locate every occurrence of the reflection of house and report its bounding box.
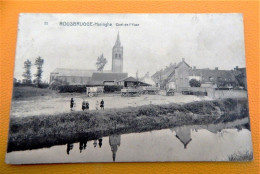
[109,134,121,162]
[152,58,241,92]
[174,126,192,149]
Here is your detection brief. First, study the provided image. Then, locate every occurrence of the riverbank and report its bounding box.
[7,98,249,152]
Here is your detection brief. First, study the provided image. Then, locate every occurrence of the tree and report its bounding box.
[34,56,44,86]
[189,79,201,87]
[22,59,32,84]
[96,54,107,71]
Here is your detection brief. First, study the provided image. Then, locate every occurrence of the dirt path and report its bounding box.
[10,92,212,117]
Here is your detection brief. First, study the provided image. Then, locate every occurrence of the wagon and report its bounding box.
[121,88,141,97]
[166,89,175,96]
[86,87,104,97]
[141,86,160,95]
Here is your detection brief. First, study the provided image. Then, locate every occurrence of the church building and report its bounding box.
[112,32,123,73]
[49,32,127,86]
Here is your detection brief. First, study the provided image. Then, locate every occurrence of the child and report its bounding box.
[70,98,74,111]
[100,99,104,110]
[82,99,86,111]
[96,100,99,110]
[86,101,89,110]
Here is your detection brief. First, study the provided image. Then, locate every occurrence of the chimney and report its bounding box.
[215,67,218,70]
[235,66,239,70]
[193,66,196,70]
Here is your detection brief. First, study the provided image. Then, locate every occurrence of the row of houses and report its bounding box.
[151,58,247,92]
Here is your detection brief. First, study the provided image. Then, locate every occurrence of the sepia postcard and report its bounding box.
[6,13,253,164]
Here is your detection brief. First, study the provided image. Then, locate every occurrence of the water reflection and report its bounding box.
[98,138,103,148]
[109,135,121,162]
[173,127,192,149]
[79,140,87,153]
[66,143,73,155]
[93,140,97,148]
[66,136,120,162]
[6,118,252,163]
[170,118,251,150]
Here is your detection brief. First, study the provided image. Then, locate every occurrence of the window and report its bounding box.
[119,54,121,58]
[209,77,214,81]
[115,53,117,58]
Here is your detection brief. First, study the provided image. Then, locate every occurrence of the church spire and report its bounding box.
[114,31,121,47]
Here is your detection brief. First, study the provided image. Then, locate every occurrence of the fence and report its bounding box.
[178,87,247,99]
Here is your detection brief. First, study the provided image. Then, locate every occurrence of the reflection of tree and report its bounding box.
[66,143,73,155]
[109,134,121,162]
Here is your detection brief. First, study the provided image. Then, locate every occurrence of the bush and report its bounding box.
[58,85,86,93]
[189,79,201,87]
[104,85,123,93]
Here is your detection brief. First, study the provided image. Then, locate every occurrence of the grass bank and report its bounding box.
[7,98,249,152]
[228,151,253,161]
[12,87,56,99]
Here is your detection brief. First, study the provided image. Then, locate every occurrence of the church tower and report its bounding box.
[112,32,123,73]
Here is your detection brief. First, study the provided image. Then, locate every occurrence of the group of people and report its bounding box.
[70,98,105,111]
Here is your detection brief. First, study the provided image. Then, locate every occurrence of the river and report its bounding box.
[6,118,252,164]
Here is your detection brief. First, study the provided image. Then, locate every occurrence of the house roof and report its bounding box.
[91,72,128,82]
[118,76,138,82]
[176,59,191,69]
[85,81,104,86]
[151,64,177,81]
[189,69,237,82]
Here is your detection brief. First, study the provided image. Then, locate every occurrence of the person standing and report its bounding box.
[95,100,99,110]
[70,98,74,111]
[100,99,104,110]
[82,99,86,111]
[86,101,89,110]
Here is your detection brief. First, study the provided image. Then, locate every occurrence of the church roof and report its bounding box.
[50,68,97,77]
[51,68,112,77]
[113,32,122,48]
[91,72,128,82]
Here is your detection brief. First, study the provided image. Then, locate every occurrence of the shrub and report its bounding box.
[189,79,201,87]
[104,85,122,93]
[58,85,86,93]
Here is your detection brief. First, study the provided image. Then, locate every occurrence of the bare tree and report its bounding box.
[22,59,32,84]
[96,54,107,71]
[34,56,44,87]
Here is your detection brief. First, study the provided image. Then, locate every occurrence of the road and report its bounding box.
[10,92,211,117]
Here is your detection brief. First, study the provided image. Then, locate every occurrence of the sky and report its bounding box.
[14,13,246,82]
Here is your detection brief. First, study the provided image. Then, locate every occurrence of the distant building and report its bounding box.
[50,32,126,85]
[139,72,156,86]
[153,58,241,92]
